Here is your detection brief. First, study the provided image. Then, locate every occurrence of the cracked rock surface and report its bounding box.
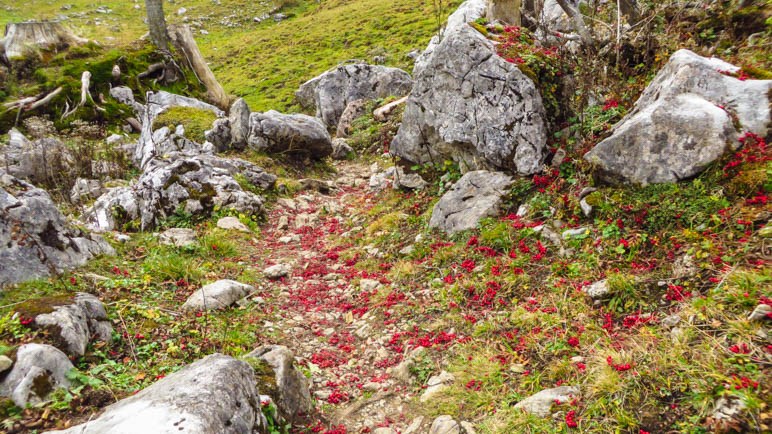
[392,5,547,175]
[429,171,513,234]
[0,173,114,286]
[585,49,771,184]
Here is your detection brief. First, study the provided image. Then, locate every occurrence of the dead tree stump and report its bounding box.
[0,22,88,61]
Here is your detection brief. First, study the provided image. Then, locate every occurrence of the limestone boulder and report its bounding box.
[514,385,580,417]
[83,154,272,232]
[44,354,267,434]
[18,293,112,357]
[0,344,74,407]
[245,345,313,423]
[392,24,547,174]
[296,63,413,129]
[585,49,772,185]
[429,171,513,234]
[0,173,114,286]
[0,129,75,185]
[247,110,333,159]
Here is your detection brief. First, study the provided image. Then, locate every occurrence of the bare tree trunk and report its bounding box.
[555,0,595,47]
[169,25,229,110]
[145,0,170,51]
[488,0,522,26]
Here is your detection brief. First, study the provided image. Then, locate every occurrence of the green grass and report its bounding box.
[0,0,462,111]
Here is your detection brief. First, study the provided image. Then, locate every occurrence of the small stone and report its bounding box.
[182,280,254,311]
[277,216,289,230]
[264,264,291,279]
[513,386,580,417]
[0,355,12,372]
[277,198,297,211]
[580,198,593,217]
[662,314,681,328]
[159,228,197,248]
[359,279,381,291]
[460,421,477,434]
[429,415,460,434]
[217,216,251,232]
[399,245,415,256]
[420,371,454,403]
[584,280,609,299]
[562,227,589,239]
[570,356,584,363]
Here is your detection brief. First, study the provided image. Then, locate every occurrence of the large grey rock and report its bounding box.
[0,129,75,185]
[414,0,487,76]
[229,98,251,150]
[513,386,580,417]
[296,63,413,128]
[295,75,322,109]
[83,154,273,232]
[248,110,333,159]
[146,90,225,118]
[0,344,74,407]
[0,173,114,286]
[245,345,313,423]
[181,280,254,311]
[429,171,513,234]
[585,49,772,185]
[392,24,547,175]
[369,166,428,192]
[44,354,266,434]
[23,293,113,357]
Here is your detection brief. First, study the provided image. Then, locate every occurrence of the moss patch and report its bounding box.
[153,107,217,143]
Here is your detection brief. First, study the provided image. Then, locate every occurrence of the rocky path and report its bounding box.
[252,161,437,433]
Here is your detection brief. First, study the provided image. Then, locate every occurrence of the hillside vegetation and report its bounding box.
[0,1,770,434]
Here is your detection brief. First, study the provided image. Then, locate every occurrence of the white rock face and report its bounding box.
[584,280,609,299]
[0,173,114,286]
[429,415,461,434]
[513,385,580,417]
[181,280,254,311]
[0,344,74,407]
[420,371,455,403]
[585,49,772,184]
[392,21,547,174]
[295,63,413,128]
[44,354,266,434]
[430,171,513,234]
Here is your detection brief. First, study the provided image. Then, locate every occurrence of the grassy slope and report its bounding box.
[0,0,462,111]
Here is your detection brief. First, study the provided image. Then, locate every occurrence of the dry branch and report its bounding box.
[2,87,63,111]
